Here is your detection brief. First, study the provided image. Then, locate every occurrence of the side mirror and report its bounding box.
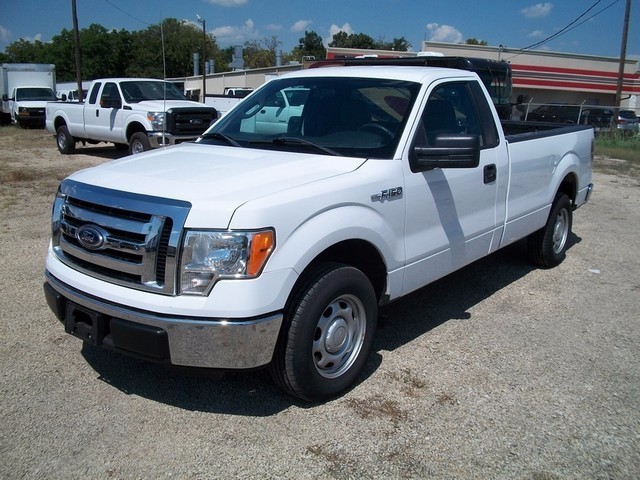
[410,134,481,172]
[2,94,9,102]
[61,94,68,102]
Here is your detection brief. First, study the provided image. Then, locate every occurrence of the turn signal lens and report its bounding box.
[248,231,275,276]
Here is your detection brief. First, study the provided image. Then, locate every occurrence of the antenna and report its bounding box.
[160,18,167,145]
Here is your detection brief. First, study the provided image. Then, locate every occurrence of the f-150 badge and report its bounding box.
[371,187,403,202]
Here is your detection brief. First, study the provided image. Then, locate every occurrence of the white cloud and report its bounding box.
[265,23,282,31]
[521,3,553,18]
[527,29,546,38]
[326,23,353,44]
[426,23,463,43]
[291,20,312,33]
[205,0,248,6]
[210,18,258,44]
[0,25,11,43]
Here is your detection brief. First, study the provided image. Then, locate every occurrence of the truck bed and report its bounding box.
[501,120,593,143]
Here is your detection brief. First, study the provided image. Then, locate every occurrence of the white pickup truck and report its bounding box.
[43,66,593,401]
[45,78,218,155]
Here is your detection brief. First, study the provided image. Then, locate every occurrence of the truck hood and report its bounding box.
[13,100,50,107]
[68,143,366,228]
[133,99,210,111]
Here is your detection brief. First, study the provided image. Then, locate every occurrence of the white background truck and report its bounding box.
[46,78,218,155]
[43,66,593,401]
[203,87,253,117]
[1,63,57,127]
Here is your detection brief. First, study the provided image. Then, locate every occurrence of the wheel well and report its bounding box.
[54,117,67,131]
[306,239,387,303]
[558,173,577,206]
[126,122,147,141]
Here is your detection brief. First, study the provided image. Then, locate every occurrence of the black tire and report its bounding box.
[270,262,378,402]
[528,193,572,268]
[56,125,76,154]
[129,132,151,154]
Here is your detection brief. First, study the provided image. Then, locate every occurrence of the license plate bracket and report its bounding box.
[64,301,106,346]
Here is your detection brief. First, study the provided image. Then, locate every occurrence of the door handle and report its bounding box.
[95,109,99,118]
[484,164,497,184]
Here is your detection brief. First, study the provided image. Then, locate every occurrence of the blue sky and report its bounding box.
[1,0,638,59]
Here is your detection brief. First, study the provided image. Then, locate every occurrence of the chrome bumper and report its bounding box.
[44,271,283,369]
[147,132,199,148]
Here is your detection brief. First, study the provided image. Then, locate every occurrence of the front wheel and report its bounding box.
[129,132,151,154]
[270,262,378,402]
[56,125,76,154]
[528,193,572,268]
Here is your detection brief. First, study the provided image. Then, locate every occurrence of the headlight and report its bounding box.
[18,107,29,115]
[180,229,275,295]
[147,112,166,130]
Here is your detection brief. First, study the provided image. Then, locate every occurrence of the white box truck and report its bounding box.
[1,63,57,127]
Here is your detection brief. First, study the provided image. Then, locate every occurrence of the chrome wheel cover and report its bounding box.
[552,208,569,254]
[312,294,367,379]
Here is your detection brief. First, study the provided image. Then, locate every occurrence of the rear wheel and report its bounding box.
[528,193,572,268]
[56,125,75,154]
[270,262,378,402]
[129,132,150,154]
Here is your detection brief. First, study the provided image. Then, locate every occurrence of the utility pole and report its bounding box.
[197,15,206,103]
[71,0,83,102]
[612,0,631,135]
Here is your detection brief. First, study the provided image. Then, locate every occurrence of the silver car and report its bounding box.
[616,110,639,136]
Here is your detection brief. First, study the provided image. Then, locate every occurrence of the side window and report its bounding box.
[415,82,482,147]
[88,82,102,105]
[264,91,285,108]
[100,82,121,108]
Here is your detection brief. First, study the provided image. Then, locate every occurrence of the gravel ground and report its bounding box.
[1,127,639,479]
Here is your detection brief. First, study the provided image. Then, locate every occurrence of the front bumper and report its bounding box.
[16,111,45,126]
[148,132,199,148]
[44,271,283,369]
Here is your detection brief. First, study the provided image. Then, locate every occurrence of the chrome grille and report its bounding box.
[52,180,191,295]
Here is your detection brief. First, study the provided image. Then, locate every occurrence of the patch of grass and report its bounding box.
[594,133,640,163]
[345,395,408,425]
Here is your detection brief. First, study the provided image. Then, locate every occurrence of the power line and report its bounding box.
[506,0,621,59]
[103,0,152,27]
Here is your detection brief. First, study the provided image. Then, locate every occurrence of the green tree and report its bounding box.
[128,18,226,78]
[329,31,405,50]
[46,29,75,81]
[290,30,326,61]
[3,39,48,63]
[243,39,272,69]
[465,38,488,46]
[78,24,130,79]
[383,37,412,51]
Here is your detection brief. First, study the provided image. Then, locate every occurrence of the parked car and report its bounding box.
[615,110,639,136]
[582,107,614,133]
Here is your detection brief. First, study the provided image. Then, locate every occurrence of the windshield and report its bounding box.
[198,76,421,159]
[120,81,187,103]
[16,87,57,101]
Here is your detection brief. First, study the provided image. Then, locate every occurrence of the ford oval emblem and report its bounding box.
[190,118,204,125]
[76,224,107,251]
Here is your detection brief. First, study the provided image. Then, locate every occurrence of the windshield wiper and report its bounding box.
[250,137,339,156]
[200,132,242,147]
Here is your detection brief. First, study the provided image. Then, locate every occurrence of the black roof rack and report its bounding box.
[310,56,510,71]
